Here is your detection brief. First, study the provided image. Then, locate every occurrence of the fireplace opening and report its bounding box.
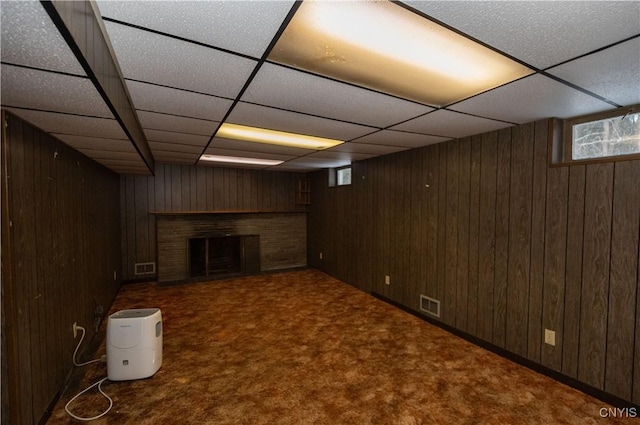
[188,235,260,279]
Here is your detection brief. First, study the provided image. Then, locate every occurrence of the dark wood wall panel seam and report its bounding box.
[562,165,587,378]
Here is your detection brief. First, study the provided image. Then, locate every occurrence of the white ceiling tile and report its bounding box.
[76,150,142,161]
[149,141,204,154]
[406,1,640,69]
[243,63,433,127]
[209,137,315,156]
[136,110,218,136]
[547,37,640,107]
[203,147,295,162]
[353,130,449,148]
[331,143,410,156]
[306,151,376,162]
[229,102,376,141]
[104,21,257,98]
[155,158,197,165]
[391,109,513,138]
[1,65,111,117]
[201,161,270,170]
[266,164,313,172]
[6,108,127,139]
[144,129,209,146]
[0,0,85,75]
[449,74,615,124]
[153,152,200,162]
[96,0,295,58]
[112,167,153,176]
[93,158,147,167]
[280,156,352,169]
[126,80,233,121]
[52,134,135,153]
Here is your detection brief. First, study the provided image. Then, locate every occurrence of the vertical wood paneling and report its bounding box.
[528,120,548,362]
[425,145,439,299]
[444,141,459,325]
[371,159,383,294]
[135,176,149,260]
[39,130,60,398]
[363,161,375,293]
[563,165,586,378]
[399,152,412,306]
[3,112,120,424]
[456,138,471,331]
[605,161,640,399]
[468,136,481,335]
[196,166,207,211]
[206,167,215,210]
[147,176,156,264]
[229,169,242,210]
[120,176,128,283]
[506,123,533,357]
[493,128,511,348]
[437,148,447,306]
[171,165,182,210]
[381,157,392,297]
[409,151,423,311]
[125,177,136,273]
[189,167,197,210]
[182,166,191,210]
[306,118,640,405]
[477,132,497,342]
[579,162,614,389]
[10,117,34,422]
[154,163,165,210]
[542,166,568,371]
[164,164,172,209]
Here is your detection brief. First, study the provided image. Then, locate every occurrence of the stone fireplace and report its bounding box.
[155,212,306,283]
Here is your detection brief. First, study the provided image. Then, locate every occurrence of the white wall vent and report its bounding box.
[135,262,156,275]
[420,295,440,318]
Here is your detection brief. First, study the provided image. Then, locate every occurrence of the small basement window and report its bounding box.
[336,166,352,186]
[329,165,352,187]
[555,104,640,164]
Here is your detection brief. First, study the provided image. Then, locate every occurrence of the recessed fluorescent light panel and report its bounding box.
[216,123,343,150]
[199,154,283,166]
[270,1,534,107]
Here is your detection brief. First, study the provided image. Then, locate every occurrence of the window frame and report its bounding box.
[328,165,353,187]
[552,104,640,167]
[336,165,352,186]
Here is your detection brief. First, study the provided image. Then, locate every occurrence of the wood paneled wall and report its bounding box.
[1,111,121,424]
[308,119,640,405]
[120,164,306,281]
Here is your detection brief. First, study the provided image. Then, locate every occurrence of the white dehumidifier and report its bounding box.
[106,308,163,381]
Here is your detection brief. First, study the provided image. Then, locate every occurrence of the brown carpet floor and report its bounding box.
[47,269,635,424]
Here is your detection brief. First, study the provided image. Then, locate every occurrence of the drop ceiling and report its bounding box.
[1,0,639,175]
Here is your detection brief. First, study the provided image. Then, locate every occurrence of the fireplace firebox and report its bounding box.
[188,235,260,279]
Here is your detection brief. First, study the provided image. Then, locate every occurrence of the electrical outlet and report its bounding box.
[385,275,390,285]
[319,252,323,260]
[544,329,556,346]
[72,322,78,339]
[113,270,117,280]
